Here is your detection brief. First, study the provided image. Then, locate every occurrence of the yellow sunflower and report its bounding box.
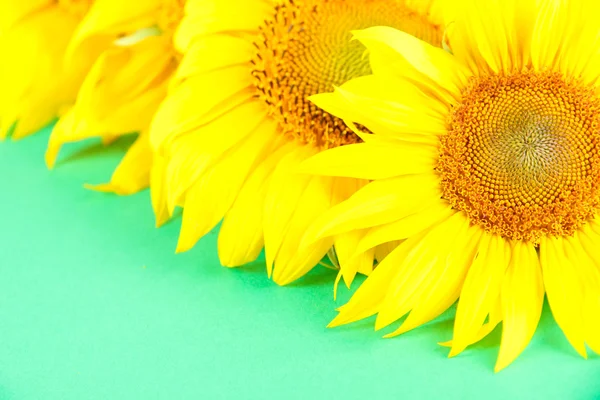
[149,0,447,286]
[0,0,94,139]
[304,0,600,371]
[44,0,183,195]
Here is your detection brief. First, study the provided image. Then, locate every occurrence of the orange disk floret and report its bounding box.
[251,0,442,150]
[439,71,600,242]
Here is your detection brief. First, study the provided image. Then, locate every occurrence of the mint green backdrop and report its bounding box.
[0,126,599,399]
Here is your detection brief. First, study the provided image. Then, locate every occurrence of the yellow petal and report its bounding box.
[556,2,600,82]
[495,241,544,372]
[0,7,81,138]
[566,227,600,355]
[385,217,483,337]
[329,233,429,328]
[173,33,254,84]
[175,0,272,52]
[149,65,254,153]
[263,144,319,275]
[176,119,277,253]
[72,36,175,132]
[353,26,469,103]
[65,0,162,71]
[163,101,268,214]
[0,0,51,31]
[448,0,538,74]
[150,154,170,227]
[45,109,76,168]
[86,132,153,195]
[46,36,176,166]
[302,173,441,245]
[297,140,437,180]
[440,298,502,349]
[373,241,401,264]
[218,138,292,267]
[375,213,471,335]
[271,175,340,285]
[333,229,375,288]
[530,0,600,76]
[311,76,447,144]
[450,233,510,356]
[355,201,453,256]
[539,236,587,359]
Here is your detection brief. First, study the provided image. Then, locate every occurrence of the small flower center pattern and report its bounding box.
[251,0,442,150]
[440,71,600,242]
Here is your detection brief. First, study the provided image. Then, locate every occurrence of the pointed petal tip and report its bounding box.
[494,351,517,373]
[175,237,194,254]
[576,346,589,360]
[340,269,354,289]
[153,207,172,228]
[298,230,320,251]
[327,315,345,328]
[265,252,275,279]
[373,318,388,332]
[444,339,468,357]
[166,191,180,218]
[307,92,333,111]
[447,347,463,358]
[272,265,303,286]
[299,224,333,253]
[84,183,113,193]
[374,312,397,332]
[493,361,507,374]
[10,128,33,141]
[382,324,412,339]
[333,271,343,301]
[44,146,59,169]
[271,273,291,287]
[217,249,246,269]
[221,263,241,269]
[155,216,168,228]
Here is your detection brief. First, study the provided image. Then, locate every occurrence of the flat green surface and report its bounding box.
[0,127,599,400]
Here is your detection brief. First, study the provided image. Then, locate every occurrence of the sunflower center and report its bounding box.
[251,0,442,150]
[440,71,600,242]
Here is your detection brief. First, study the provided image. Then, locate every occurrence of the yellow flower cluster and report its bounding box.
[2,0,600,372]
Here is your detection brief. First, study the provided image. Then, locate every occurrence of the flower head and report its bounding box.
[305,0,600,371]
[44,0,183,195]
[149,0,446,285]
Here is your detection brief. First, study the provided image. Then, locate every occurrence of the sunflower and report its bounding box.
[44,0,183,195]
[0,0,94,139]
[149,0,446,286]
[304,0,600,371]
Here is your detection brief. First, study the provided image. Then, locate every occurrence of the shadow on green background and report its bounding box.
[0,127,598,399]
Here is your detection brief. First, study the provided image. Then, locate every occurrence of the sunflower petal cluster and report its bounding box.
[149,0,444,286]
[0,0,94,139]
[1,0,599,372]
[45,0,183,194]
[307,0,600,371]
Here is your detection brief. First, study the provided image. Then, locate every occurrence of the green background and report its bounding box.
[0,126,599,399]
